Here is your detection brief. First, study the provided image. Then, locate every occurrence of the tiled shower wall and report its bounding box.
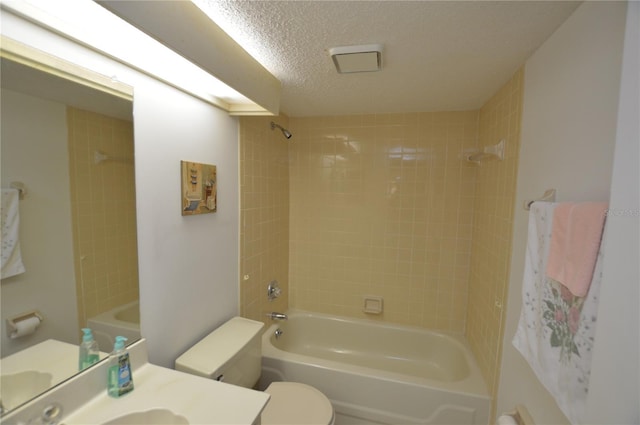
[67,107,139,328]
[239,116,290,326]
[467,69,524,399]
[288,112,479,332]
[237,71,522,402]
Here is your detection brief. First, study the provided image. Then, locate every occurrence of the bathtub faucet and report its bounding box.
[266,312,288,321]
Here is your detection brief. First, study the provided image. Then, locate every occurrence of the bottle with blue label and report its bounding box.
[78,328,100,371]
[107,336,134,397]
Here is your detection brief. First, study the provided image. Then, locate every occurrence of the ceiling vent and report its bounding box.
[329,44,383,74]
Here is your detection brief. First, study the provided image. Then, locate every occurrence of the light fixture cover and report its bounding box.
[329,44,383,74]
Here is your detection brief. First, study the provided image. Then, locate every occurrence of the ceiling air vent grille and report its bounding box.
[329,44,383,74]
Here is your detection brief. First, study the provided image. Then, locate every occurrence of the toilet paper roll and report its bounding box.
[496,414,518,425]
[10,316,41,339]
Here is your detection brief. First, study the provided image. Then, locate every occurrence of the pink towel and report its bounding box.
[545,202,608,297]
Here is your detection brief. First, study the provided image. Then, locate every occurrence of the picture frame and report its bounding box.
[180,160,217,215]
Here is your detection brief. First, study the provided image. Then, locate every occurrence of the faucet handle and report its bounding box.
[267,280,282,301]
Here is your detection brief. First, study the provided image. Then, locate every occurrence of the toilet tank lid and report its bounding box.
[175,316,264,378]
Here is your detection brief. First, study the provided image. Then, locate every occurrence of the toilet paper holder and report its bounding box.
[6,310,44,338]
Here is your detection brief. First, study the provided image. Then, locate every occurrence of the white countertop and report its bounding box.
[2,339,89,379]
[62,363,270,424]
[2,339,269,425]
[1,339,108,411]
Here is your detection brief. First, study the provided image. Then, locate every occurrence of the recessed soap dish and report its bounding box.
[363,295,383,314]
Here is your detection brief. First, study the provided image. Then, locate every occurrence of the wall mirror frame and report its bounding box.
[0,36,140,415]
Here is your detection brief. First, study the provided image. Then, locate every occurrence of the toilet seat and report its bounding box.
[261,382,335,425]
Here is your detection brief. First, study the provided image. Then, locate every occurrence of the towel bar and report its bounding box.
[9,181,27,199]
[524,189,556,210]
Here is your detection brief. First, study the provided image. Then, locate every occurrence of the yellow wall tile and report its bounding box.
[466,68,524,410]
[67,107,138,327]
[238,116,290,327]
[287,111,479,331]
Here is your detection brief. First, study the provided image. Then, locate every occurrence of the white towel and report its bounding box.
[1,188,26,278]
[513,202,604,424]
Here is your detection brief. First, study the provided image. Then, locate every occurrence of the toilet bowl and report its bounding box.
[263,382,334,425]
[175,317,334,425]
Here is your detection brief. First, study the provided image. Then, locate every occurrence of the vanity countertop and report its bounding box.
[1,339,108,411]
[2,339,95,378]
[62,363,270,424]
[1,339,269,425]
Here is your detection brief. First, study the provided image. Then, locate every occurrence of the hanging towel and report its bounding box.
[545,202,608,297]
[513,202,605,425]
[1,188,26,278]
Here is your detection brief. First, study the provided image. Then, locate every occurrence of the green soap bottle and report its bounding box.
[78,328,100,371]
[107,336,134,397]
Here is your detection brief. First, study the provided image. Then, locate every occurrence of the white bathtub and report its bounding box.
[261,310,490,425]
[87,301,141,351]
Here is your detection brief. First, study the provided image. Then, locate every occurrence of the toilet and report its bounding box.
[175,316,334,425]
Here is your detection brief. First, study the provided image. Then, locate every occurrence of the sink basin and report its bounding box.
[1,371,53,410]
[102,409,189,425]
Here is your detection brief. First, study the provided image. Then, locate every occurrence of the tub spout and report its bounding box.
[266,312,288,321]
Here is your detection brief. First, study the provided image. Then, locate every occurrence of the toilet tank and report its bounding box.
[175,317,264,388]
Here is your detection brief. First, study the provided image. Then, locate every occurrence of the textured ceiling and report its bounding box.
[196,1,581,117]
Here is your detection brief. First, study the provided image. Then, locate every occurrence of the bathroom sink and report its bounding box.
[0,371,53,410]
[101,409,189,425]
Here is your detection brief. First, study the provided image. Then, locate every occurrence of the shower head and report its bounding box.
[270,121,292,139]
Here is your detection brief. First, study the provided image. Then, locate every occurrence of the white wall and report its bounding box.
[133,77,240,367]
[1,10,240,367]
[585,2,640,423]
[0,90,79,356]
[497,2,627,423]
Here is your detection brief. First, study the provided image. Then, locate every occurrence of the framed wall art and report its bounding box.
[181,160,217,215]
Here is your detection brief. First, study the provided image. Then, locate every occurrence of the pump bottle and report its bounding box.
[107,336,134,397]
[78,328,100,371]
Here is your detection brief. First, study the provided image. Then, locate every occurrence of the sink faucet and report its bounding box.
[266,312,288,320]
[40,403,63,425]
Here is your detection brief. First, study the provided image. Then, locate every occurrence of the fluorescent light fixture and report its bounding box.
[97,0,279,114]
[329,44,383,74]
[1,0,254,110]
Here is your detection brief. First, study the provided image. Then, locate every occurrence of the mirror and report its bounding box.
[0,44,139,414]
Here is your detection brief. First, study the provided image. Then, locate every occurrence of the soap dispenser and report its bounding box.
[78,328,100,371]
[107,336,134,397]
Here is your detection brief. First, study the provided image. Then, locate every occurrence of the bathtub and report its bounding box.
[87,301,141,350]
[261,310,490,425]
